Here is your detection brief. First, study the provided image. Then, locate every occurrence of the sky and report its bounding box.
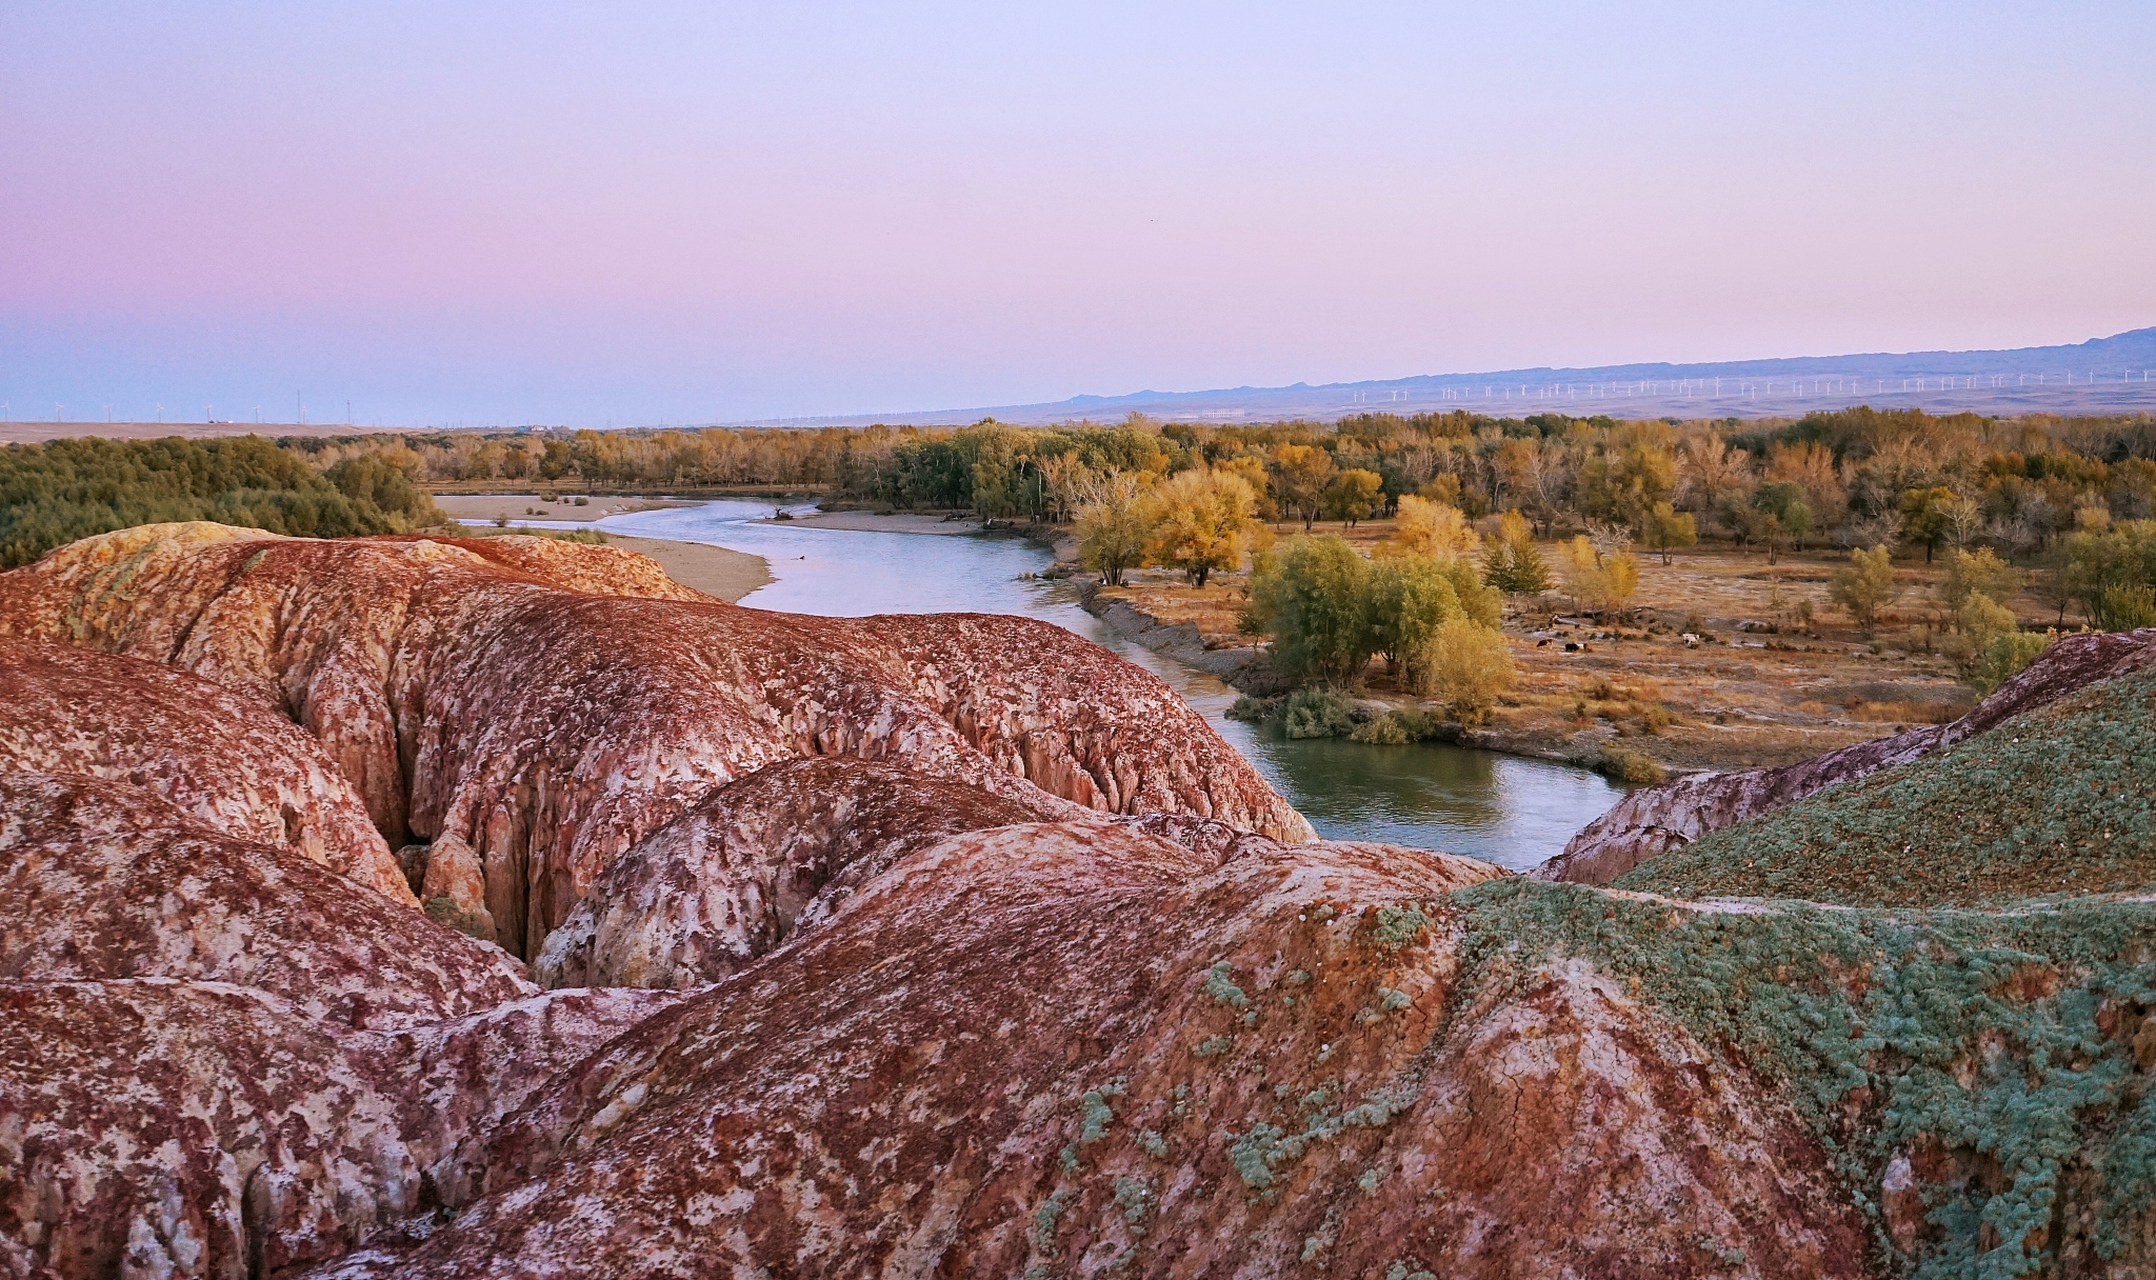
[3,2,2153,427]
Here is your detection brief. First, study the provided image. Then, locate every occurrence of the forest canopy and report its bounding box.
[0,435,445,567]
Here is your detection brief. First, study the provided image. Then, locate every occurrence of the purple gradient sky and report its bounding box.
[4,2,2153,426]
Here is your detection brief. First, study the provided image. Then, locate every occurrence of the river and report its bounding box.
[495,499,1624,870]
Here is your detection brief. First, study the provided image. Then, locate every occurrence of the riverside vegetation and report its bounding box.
[9,408,2154,772]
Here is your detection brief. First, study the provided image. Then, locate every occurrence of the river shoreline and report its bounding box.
[435,494,774,602]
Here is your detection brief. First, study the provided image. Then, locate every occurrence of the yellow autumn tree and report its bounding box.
[1386,495,1480,562]
[1144,467,1259,587]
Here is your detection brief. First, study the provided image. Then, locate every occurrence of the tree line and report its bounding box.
[0,436,444,568]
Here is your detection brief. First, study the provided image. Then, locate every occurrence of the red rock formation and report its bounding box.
[0,979,674,1279]
[533,756,1086,989]
[0,637,411,901]
[306,825,1864,1279]
[0,524,1902,1278]
[1539,626,2156,884]
[0,772,529,1029]
[0,523,1309,957]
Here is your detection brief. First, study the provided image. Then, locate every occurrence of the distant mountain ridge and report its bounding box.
[759,326,2156,427]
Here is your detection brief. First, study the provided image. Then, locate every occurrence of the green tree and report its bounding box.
[1750,482,1814,564]
[1323,468,1384,527]
[1073,470,1154,587]
[1829,545,1899,633]
[1364,556,1464,690]
[2063,519,2156,625]
[1938,547,2024,612]
[1972,630,2053,695]
[1481,510,1552,596]
[1637,501,1697,566]
[1899,486,1959,563]
[1243,535,1372,683]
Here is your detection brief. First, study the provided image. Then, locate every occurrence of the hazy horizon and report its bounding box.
[5,2,2153,426]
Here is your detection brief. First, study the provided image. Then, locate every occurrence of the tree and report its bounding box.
[1243,535,1373,683]
[1939,547,2024,612]
[1424,618,1516,724]
[1388,495,1479,561]
[1900,486,1959,563]
[1268,444,1335,530]
[1364,556,1464,689]
[1073,470,1154,587]
[1750,482,1815,564]
[2063,518,2156,626]
[1323,468,1384,527]
[1829,545,1899,633]
[1143,467,1258,587]
[1972,630,2053,695]
[1637,501,1697,566]
[1482,510,1552,596]
[1557,535,1638,615]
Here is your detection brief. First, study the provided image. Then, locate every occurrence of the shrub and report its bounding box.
[1349,706,1441,744]
[1597,746,1666,785]
[1226,694,1281,723]
[1557,535,1639,614]
[2097,585,2156,632]
[1281,688,1357,739]
[1971,630,2053,695]
[1424,619,1515,724]
[1349,715,1409,744]
[1829,545,1898,633]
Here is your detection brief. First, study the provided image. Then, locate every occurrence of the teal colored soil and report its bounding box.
[1613,666,2156,908]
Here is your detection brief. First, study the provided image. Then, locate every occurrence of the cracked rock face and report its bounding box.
[0,637,411,902]
[1539,626,2156,884]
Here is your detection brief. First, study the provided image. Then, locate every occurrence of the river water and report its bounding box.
[498,500,1623,870]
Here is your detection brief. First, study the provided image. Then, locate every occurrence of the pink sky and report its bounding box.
[4,2,2153,424]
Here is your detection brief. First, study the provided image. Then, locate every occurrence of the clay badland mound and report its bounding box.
[4,523,2156,1279]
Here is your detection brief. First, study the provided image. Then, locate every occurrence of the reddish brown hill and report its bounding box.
[305,823,1861,1280]
[0,524,1309,957]
[533,755,1086,989]
[0,636,410,901]
[0,979,676,1278]
[0,772,529,1029]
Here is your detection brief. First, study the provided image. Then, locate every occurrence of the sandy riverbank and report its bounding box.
[431,494,690,523]
[605,536,772,602]
[760,510,987,535]
[433,494,773,602]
